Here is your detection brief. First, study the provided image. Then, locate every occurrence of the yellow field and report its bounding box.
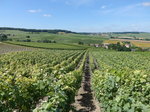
[104,40,120,44]
[104,39,150,48]
[131,41,150,48]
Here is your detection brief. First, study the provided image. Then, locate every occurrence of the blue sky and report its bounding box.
[0,0,150,32]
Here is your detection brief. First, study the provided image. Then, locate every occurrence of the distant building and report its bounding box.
[89,44,101,47]
[102,43,110,49]
[95,44,100,47]
[125,44,131,48]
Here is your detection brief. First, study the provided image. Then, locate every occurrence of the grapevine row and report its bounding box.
[91,50,150,112]
[0,50,86,111]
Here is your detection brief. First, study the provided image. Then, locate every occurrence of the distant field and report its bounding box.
[6,41,90,50]
[104,39,150,48]
[0,42,34,54]
[0,30,107,44]
[110,33,150,39]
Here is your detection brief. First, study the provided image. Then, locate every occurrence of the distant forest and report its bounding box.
[0,27,75,34]
[0,27,147,34]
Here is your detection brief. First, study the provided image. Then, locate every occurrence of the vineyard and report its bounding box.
[0,49,86,111]
[91,50,150,112]
[1,0,150,111]
[0,42,150,112]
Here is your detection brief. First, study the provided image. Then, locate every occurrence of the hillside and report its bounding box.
[0,28,107,44]
[109,32,150,39]
[1,27,150,48]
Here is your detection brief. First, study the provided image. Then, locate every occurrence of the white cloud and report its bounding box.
[97,1,150,15]
[28,9,42,13]
[101,5,106,9]
[141,2,150,6]
[43,14,52,17]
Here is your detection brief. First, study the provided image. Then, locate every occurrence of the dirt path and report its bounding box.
[70,54,101,112]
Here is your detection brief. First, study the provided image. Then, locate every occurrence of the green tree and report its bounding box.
[78,41,84,45]
[0,34,8,41]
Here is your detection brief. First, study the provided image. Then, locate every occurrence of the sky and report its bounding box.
[0,0,150,32]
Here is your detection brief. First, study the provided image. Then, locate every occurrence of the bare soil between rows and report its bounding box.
[70,55,101,112]
[0,42,34,54]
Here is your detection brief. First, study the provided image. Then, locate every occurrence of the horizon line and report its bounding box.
[0,27,149,33]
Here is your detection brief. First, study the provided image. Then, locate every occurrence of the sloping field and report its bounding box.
[110,33,150,39]
[6,41,89,50]
[0,30,107,44]
[0,42,34,54]
[104,39,150,48]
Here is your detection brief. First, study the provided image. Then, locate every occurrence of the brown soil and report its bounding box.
[0,42,34,54]
[70,55,101,112]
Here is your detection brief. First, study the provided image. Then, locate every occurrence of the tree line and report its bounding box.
[0,27,75,34]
